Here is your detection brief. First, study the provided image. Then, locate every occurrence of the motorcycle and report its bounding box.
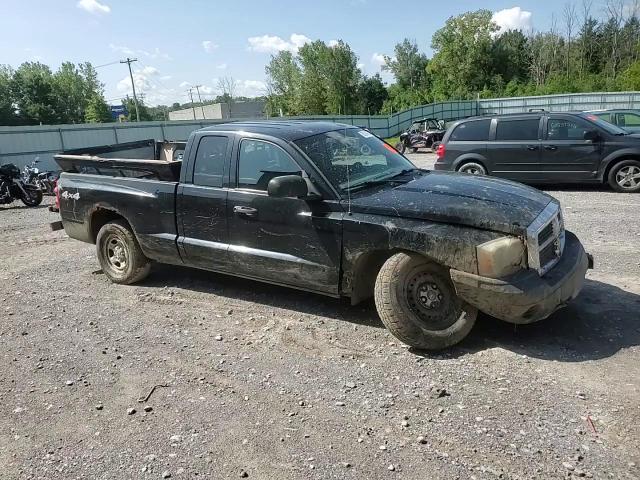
[395,118,447,154]
[1,163,43,207]
[22,159,57,195]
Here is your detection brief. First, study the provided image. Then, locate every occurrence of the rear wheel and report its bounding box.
[96,220,151,284]
[374,253,477,350]
[411,147,419,153]
[608,160,640,193]
[20,186,43,206]
[457,161,486,176]
[395,142,406,154]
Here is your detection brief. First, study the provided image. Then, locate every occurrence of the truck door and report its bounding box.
[226,137,342,295]
[178,133,233,270]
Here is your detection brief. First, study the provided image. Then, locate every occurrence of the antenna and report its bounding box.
[345,126,351,216]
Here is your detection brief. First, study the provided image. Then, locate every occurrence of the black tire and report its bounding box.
[608,159,640,193]
[20,186,43,207]
[431,141,441,152]
[374,253,477,350]
[96,220,151,284]
[411,147,419,153]
[395,142,406,154]
[457,161,486,175]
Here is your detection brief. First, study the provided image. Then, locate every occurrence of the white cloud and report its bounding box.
[160,75,172,81]
[77,0,110,14]
[328,39,340,48]
[216,63,228,70]
[179,81,191,88]
[117,73,151,95]
[199,86,215,95]
[140,66,159,76]
[247,33,311,54]
[237,80,267,97]
[492,7,533,34]
[371,53,386,66]
[110,44,171,61]
[202,41,219,53]
[357,62,365,70]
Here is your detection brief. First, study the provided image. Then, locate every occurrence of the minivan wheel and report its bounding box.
[457,162,486,175]
[374,253,477,350]
[608,160,640,193]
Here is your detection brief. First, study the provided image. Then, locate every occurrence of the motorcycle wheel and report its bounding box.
[395,142,406,154]
[431,141,441,152]
[21,186,43,207]
[411,147,418,153]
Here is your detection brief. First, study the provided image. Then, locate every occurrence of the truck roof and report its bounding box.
[197,120,358,141]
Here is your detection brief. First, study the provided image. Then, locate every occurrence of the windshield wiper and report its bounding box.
[345,168,422,192]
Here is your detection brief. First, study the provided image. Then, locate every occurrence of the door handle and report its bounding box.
[233,205,258,217]
[526,145,538,151]
[544,145,558,151]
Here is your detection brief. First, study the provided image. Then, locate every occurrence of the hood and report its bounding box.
[348,171,554,235]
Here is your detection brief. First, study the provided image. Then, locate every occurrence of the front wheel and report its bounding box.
[608,160,640,192]
[20,186,43,206]
[374,253,477,350]
[394,142,406,154]
[96,220,151,284]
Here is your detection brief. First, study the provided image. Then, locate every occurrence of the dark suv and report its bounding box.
[434,112,640,192]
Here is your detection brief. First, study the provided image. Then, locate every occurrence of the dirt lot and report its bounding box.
[1,158,639,479]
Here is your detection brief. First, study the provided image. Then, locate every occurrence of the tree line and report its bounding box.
[266,2,640,116]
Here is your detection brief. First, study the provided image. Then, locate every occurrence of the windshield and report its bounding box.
[294,128,416,192]
[582,113,628,135]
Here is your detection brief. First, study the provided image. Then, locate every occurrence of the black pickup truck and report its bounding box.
[51,121,592,350]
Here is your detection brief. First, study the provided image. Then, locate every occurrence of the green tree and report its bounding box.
[297,41,330,114]
[383,39,429,91]
[491,30,529,83]
[357,74,388,114]
[265,51,301,115]
[429,10,498,99]
[0,66,17,125]
[53,62,87,123]
[122,96,152,121]
[323,40,361,114]
[10,62,60,125]
[84,95,112,123]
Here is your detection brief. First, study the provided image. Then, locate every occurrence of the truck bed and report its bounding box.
[54,139,185,182]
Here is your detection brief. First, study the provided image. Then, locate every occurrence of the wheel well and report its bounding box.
[90,208,130,243]
[602,156,640,183]
[349,249,414,305]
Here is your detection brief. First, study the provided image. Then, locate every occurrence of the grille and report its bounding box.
[527,203,565,275]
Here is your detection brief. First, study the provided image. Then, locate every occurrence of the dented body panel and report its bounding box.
[53,121,589,325]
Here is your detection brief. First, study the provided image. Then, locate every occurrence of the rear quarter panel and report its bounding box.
[58,173,179,262]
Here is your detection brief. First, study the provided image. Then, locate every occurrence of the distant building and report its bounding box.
[169,100,266,121]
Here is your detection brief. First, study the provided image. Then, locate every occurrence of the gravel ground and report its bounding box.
[1,162,639,479]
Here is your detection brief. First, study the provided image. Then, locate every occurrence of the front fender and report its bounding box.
[597,149,640,180]
[341,213,503,297]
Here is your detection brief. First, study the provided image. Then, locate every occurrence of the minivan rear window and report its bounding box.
[450,119,490,141]
[495,118,540,141]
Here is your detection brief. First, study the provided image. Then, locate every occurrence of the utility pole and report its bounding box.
[194,85,206,119]
[186,88,196,120]
[120,57,140,122]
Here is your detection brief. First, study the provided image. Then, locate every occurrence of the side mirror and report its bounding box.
[584,130,600,142]
[267,175,309,199]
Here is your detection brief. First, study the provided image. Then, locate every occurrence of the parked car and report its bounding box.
[395,118,446,154]
[50,121,591,351]
[587,109,640,133]
[434,111,640,192]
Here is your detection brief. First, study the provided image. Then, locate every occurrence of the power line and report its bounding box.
[186,88,196,120]
[95,60,120,69]
[120,57,141,122]
[194,85,206,119]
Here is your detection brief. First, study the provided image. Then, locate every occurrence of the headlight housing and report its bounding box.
[476,236,526,278]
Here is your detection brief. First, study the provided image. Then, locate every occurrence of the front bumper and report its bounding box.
[450,231,591,324]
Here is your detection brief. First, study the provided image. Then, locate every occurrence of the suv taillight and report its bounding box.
[436,143,446,160]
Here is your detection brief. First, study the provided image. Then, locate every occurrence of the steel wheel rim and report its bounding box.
[616,166,640,189]
[405,272,456,330]
[104,234,128,272]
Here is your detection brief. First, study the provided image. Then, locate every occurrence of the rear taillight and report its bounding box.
[436,143,446,160]
[54,181,60,210]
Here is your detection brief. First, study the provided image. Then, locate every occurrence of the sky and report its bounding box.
[0,0,605,107]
